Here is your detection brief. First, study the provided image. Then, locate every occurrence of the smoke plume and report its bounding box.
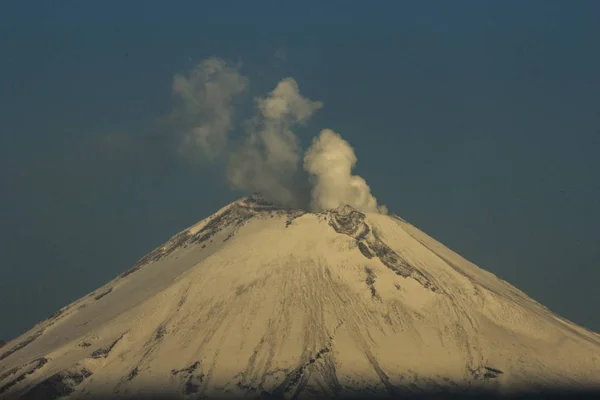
[227,78,323,208]
[304,129,388,214]
[172,57,248,161]
[170,57,386,214]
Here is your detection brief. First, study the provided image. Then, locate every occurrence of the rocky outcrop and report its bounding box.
[328,205,440,293]
[0,357,48,396]
[88,333,126,360]
[20,367,92,400]
[171,361,204,395]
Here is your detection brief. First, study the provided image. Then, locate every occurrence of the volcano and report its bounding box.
[1,195,599,399]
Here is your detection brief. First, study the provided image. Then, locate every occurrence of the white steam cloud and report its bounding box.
[171,57,386,214]
[227,78,323,207]
[172,57,248,160]
[304,129,388,214]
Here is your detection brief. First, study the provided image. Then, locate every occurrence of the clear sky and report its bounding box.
[1,1,599,341]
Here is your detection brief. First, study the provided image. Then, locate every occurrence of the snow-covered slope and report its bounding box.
[1,195,599,399]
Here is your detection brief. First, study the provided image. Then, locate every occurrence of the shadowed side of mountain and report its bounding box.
[4,385,600,400]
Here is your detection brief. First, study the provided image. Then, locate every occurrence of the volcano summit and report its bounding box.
[1,195,599,399]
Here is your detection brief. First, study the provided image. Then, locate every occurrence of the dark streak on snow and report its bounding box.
[468,365,504,381]
[269,346,332,398]
[365,267,379,299]
[178,294,187,309]
[328,205,439,293]
[365,351,403,396]
[0,366,20,384]
[126,367,139,381]
[358,242,374,259]
[89,334,125,359]
[0,330,44,361]
[188,208,237,246]
[184,378,201,395]
[189,199,278,248]
[119,229,192,278]
[0,357,48,395]
[236,381,258,392]
[483,366,504,379]
[20,368,92,400]
[94,287,113,300]
[155,324,167,340]
[171,361,200,376]
[237,368,289,395]
[171,361,204,395]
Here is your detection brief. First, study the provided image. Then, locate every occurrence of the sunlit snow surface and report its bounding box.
[1,195,599,399]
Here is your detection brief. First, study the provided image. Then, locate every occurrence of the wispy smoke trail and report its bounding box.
[304,129,388,214]
[172,57,248,161]
[171,57,386,214]
[227,78,322,208]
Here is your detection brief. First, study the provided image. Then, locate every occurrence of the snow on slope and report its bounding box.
[0,195,599,399]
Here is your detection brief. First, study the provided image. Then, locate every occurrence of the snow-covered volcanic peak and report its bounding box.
[1,196,600,399]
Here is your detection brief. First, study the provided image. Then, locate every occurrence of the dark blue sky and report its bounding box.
[1,1,599,340]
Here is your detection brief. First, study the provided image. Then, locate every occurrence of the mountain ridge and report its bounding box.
[1,195,599,399]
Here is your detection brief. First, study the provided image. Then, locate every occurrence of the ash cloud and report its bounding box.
[171,57,248,161]
[171,57,386,214]
[227,78,322,208]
